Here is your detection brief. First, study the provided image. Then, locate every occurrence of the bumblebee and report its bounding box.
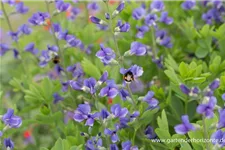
[52,55,60,64]
[124,71,134,83]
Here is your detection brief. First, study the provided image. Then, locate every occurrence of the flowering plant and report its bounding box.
[0,0,225,150]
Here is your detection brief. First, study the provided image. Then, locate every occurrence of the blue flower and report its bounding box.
[114,22,130,32]
[181,0,196,10]
[129,41,147,56]
[83,77,97,94]
[24,43,38,55]
[100,109,110,120]
[111,104,128,118]
[209,79,220,90]
[8,31,20,42]
[104,124,120,143]
[89,16,107,25]
[174,115,195,134]
[159,11,173,25]
[222,93,225,101]
[105,13,110,20]
[100,80,118,98]
[217,109,225,129]
[152,56,164,69]
[87,2,100,12]
[0,43,10,56]
[15,2,29,14]
[28,12,50,26]
[73,104,100,126]
[145,126,157,139]
[119,89,130,101]
[136,25,149,39]
[70,79,83,91]
[180,84,191,95]
[65,35,82,47]
[120,65,144,79]
[211,130,225,147]
[4,138,14,150]
[98,71,108,84]
[67,7,80,20]
[13,49,19,59]
[197,96,217,118]
[96,44,116,65]
[143,91,159,109]
[39,45,57,67]
[61,81,69,92]
[202,9,214,24]
[2,109,22,128]
[112,1,125,18]
[110,144,119,150]
[19,24,32,35]
[2,0,16,6]
[145,13,157,26]
[151,0,164,12]
[122,141,138,150]
[86,136,102,150]
[132,5,146,20]
[155,29,172,48]
[66,63,84,78]
[55,0,70,12]
[53,93,64,104]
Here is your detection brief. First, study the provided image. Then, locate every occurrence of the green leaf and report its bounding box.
[40,148,49,150]
[51,138,70,150]
[195,47,209,58]
[180,142,192,150]
[157,110,169,131]
[81,58,101,79]
[179,62,189,78]
[164,69,179,84]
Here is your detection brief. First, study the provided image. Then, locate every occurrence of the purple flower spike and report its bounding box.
[202,9,214,25]
[100,80,118,98]
[181,0,196,10]
[83,77,97,94]
[73,104,100,126]
[122,141,138,150]
[120,65,143,79]
[89,16,107,25]
[129,41,147,56]
[145,13,157,26]
[55,1,70,12]
[174,115,195,134]
[115,22,130,32]
[2,109,22,128]
[160,11,173,25]
[136,25,149,39]
[24,43,38,55]
[96,44,116,65]
[110,144,119,150]
[104,124,120,143]
[15,2,29,14]
[111,104,128,118]
[112,1,125,18]
[53,93,64,104]
[4,138,14,150]
[180,84,190,95]
[210,130,225,147]
[151,0,164,12]
[217,109,225,129]
[145,126,157,139]
[0,43,10,56]
[209,79,220,90]
[19,24,32,35]
[143,91,159,109]
[132,6,146,20]
[196,96,217,118]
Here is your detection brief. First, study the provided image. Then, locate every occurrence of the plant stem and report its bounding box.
[202,115,210,150]
[127,84,135,106]
[150,26,157,58]
[105,2,123,65]
[1,1,28,77]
